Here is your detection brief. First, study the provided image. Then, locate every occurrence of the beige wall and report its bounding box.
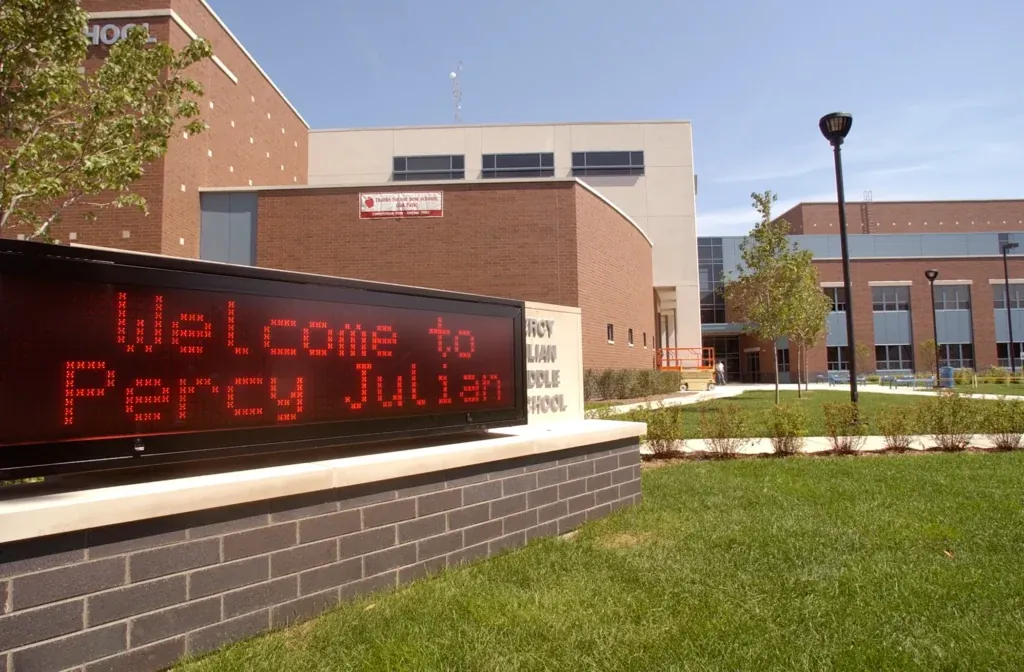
[307,121,701,350]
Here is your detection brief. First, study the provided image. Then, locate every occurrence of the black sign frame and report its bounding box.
[0,240,527,479]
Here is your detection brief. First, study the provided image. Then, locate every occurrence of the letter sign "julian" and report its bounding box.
[84,23,158,46]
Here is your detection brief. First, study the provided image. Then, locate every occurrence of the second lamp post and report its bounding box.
[925,269,940,386]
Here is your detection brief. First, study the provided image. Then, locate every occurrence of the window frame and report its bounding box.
[392,154,465,181]
[825,287,847,312]
[871,286,910,312]
[606,323,615,344]
[937,343,975,369]
[570,150,645,177]
[874,344,914,371]
[826,345,849,371]
[481,152,555,179]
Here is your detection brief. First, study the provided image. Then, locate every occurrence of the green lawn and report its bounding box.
[957,383,1024,396]
[610,390,1003,438]
[177,453,1024,671]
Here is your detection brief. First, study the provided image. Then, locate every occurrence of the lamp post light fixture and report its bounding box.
[819,112,858,404]
[925,269,941,386]
[1003,241,1020,375]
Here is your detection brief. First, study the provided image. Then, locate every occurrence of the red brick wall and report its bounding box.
[253,182,653,369]
[779,201,1024,235]
[7,0,309,255]
[574,188,656,370]
[804,257,1024,374]
[256,182,580,304]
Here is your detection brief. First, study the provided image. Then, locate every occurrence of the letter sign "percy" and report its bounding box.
[85,23,158,46]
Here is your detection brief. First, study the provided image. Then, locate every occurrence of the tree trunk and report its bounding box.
[796,341,803,399]
[773,344,781,404]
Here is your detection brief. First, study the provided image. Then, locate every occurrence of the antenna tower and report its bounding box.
[450,62,463,124]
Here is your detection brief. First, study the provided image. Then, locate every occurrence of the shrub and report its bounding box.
[866,375,881,384]
[981,366,1011,385]
[822,402,867,454]
[626,404,684,459]
[953,368,974,386]
[583,368,683,401]
[983,396,1024,451]
[916,392,973,451]
[874,405,914,451]
[697,402,750,458]
[766,403,807,456]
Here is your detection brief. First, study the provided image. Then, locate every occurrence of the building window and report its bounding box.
[875,344,914,371]
[393,155,465,181]
[607,323,614,343]
[571,151,644,177]
[643,332,647,348]
[933,285,971,310]
[628,328,634,346]
[998,233,1023,253]
[938,343,974,369]
[826,346,849,371]
[481,153,554,179]
[776,347,791,373]
[993,282,1024,309]
[872,286,910,311]
[698,237,726,324]
[825,287,846,312]
[996,342,1024,368]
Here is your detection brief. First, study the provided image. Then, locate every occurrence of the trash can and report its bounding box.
[939,366,955,389]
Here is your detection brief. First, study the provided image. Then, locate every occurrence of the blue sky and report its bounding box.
[210,0,1024,236]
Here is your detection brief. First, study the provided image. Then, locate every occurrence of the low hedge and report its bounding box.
[583,368,683,401]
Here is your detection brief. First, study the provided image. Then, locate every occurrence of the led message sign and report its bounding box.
[0,242,526,475]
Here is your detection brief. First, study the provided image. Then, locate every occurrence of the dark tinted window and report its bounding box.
[481,153,555,178]
[393,155,465,181]
[571,150,645,177]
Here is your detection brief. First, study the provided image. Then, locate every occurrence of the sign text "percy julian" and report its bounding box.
[85,23,158,46]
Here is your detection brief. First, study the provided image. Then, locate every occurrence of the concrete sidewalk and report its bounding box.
[589,380,1019,417]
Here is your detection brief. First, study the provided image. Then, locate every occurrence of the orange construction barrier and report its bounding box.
[655,347,716,391]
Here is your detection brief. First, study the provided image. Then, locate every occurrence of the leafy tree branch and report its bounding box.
[0,0,212,239]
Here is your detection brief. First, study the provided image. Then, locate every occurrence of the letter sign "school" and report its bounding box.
[85,23,158,46]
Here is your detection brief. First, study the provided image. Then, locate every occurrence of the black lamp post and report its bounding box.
[819,112,858,404]
[925,269,940,386]
[1003,241,1020,375]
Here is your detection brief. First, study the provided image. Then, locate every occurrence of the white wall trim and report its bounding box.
[989,278,1024,284]
[934,279,973,285]
[88,7,307,126]
[89,9,237,83]
[819,281,845,288]
[573,179,653,247]
[868,280,913,286]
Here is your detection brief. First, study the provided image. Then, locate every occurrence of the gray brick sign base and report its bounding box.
[0,438,641,672]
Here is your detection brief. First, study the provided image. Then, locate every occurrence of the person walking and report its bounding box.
[715,360,726,386]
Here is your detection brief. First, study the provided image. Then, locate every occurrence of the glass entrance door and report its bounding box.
[746,350,761,383]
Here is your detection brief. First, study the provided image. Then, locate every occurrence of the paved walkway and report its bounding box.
[590,381,1016,417]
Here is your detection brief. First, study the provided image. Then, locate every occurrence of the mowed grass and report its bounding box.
[177,453,1024,671]
[957,382,1024,396]
[612,390,1002,438]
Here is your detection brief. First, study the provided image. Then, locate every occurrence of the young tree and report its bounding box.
[0,0,212,240]
[723,190,808,404]
[918,339,938,373]
[854,343,873,375]
[788,264,833,397]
